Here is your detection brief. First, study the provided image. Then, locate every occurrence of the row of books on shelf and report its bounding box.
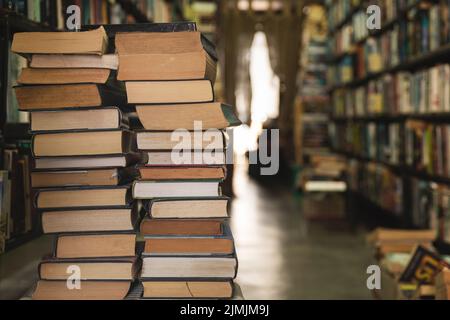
[332,64,450,117]
[332,120,450,179]
[8,22,240,299]
[1,0,177,29]
[367,229,450,300]
[326,0,362,31]
[0,146,37,254]
[347,159,404,215]
[328,1,450,86]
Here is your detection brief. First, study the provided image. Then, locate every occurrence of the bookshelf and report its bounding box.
[326,0,450,246]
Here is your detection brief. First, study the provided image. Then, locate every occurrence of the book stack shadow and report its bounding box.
[12,27,144,300]
[116,29,241,299]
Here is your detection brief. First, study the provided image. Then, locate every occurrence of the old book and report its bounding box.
[126,80,213,104]
[147,198,229,219]
[34,153,146,170]
[137,166,226,181]
[143,231,234,256]
[141,256,237,279]
[367,228,437,244]
[115,31,206,54]
[15,84,126,111]
[30,108,127,132]
[132,180,221,199]
[12,26,108,55]
[41,207,138,233]
[30,54,118,69]
[55,233,136,259]
[145,151,226,166]
[142,281,233,299]
[17,68,111,85]
[39,258,139,281]
[32,280,131,300]
[118,52,216,82]
[137,131,225,151]
[35,186,131,209]
[31,168,135,188]
[140,219,224,236]
[32,130,134,157]
[136,103,241,130]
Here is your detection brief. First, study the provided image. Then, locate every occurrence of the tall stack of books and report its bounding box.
[116,30,241,299]
[11,27,142,300]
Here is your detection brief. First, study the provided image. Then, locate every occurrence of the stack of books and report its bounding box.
[11,27,142,300]
[116,30,240,299]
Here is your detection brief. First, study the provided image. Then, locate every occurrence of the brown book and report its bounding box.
[39,258,138,281]
[32,130,133,157]
[377,243,433,255]
[144,237,234,255]
[32,280,131,300]
[34,153,145,170]
[435,285,450,300]
[136,103,241,130]
[149,198,229,219]
[18,68,110,85]
[141,256,237,279]
[126,80,213,104]
[55,233,136,259]
[142,281,233,299]
[115,31,205,55]
[118,52,216,82]
[30,108,126,132]
[35,186,130,209]
[138,166,226,181]
[15,84,125,111]
[145,151,226,166]
[137,131,225,151]
[30,167,135,188]
[30,54,118,69]
[42,207,137,233]
[367,228,437,244]
[436,268,450,289]
[12,27,108,55]
[140,219,223,236]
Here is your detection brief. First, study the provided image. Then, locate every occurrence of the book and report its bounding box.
[32,280,131,300]
[31,168,135,188]
[145,151,226,166]
[33,153,146,170]
[30,107,128,132]
[137,166,226,181]
[135,103,241,130]
[17,68,111,85]
[32,130,134,157]
[367,228,437,245]
[140,219,224,236]
[146,198,229,219]
[118,51,216,82]
[133,181,221,199]
[35,185,131,209]
[15,84,126,111]
[39,257,139,280]
[137,131,226,151]
[41,206,138,234]
[54,233,136,259]
[12,26,108,55]
[125,80,214,104]
[141,256,237,279]
[30,54,118,70]
[142,280,233,299]
[399,245,450,284]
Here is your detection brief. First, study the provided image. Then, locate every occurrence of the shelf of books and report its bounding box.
[326,0,450,250]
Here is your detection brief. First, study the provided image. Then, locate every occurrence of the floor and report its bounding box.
[0,164,374,300]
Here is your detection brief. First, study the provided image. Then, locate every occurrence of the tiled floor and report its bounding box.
[0,164,374,300]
